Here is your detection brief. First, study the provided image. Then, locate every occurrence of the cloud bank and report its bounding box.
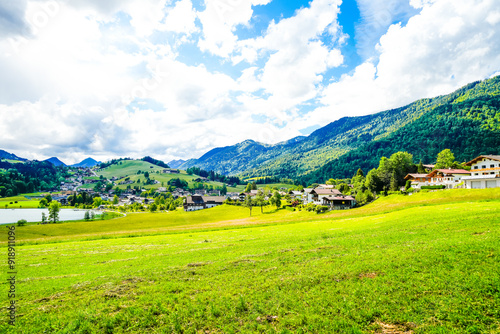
[0,0,499,164]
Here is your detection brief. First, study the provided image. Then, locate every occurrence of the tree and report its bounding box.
[17,219,27,227]
[251,181,257,190]
[149,203,158,212]
[417,160,426,174]
[48,201,61,223]
[44,194,52,203]
[113,195,119,205]
[365,168,381,193]
[221,184,227,196]
[435,149,456,169]
[90,211,95,220]
[84,211,90,221]
[356,168,364,177]
[390,171,399,191]
[93,197,102,208]
[242,196,255,216]
[337,183,350,194]
[41,212,47,224]
[270,191,282,209]
[245,183,252,193]
[144,171,150,178]
[254,189,266,213]
[39,198,48,208]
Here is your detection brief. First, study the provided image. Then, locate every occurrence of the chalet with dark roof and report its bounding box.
[184,195,225,211]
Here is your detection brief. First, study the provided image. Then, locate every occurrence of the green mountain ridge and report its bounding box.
[179,76,500,181]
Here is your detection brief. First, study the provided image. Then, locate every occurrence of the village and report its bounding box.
[47,154,500,213]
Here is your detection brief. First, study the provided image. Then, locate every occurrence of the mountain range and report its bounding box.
[0,149,27,161]
[43,157,101,167]
[177,76,500,181]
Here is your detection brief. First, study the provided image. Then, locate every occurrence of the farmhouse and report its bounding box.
[163,169,180,174]
[184,195,225,211]
[462,155,500,189]
[404,174,431,189]
[309,188,342,204]
[321,195,356,210]
[405,169,470,189]
[426,169,470,188]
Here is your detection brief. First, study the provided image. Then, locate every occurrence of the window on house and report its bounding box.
[474,166,478,169]
[482,165,486,168]
[491,165,495,168]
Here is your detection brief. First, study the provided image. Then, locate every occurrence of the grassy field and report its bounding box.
[227,183,297,193]
[0,196,41,209]
[96,160,165,179]
[1,189,499,333]
[96,160,226,190]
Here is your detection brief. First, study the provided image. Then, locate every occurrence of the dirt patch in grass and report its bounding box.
[375,321,416,333]
[359,272,379,279]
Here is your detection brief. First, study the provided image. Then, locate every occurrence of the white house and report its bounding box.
[183,195,225,211]
[425,169,470,189]
[462,155,500,189]
[309,188,343,205]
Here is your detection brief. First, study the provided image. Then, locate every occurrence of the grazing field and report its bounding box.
[1,189,499,333]
[0,196,40,209]
[96,160,225,190]
[96,160,165,179]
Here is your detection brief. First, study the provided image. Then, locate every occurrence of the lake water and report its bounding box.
[0,209,98,224]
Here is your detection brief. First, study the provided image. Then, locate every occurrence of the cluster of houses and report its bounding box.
[51,154,499,212]
[405,155,500,190]
[60,168,97,191]
[183,184,356,212]
[184,154,500,213]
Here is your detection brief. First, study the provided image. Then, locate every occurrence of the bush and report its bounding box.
[421,185,446,190]
[304,203,317,212]
[17,219,27,227]
[315,205,329,214]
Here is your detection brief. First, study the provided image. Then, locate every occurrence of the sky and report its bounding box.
[0,0,500,164]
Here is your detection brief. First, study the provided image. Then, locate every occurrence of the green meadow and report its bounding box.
[1,189,499,333]
[0,196,41,209]
[96,160,226,190]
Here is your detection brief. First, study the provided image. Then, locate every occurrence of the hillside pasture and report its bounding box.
[0,195,40,209]
[1,188,499,333]
[97,160,226,190]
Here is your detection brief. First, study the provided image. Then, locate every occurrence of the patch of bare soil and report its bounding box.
[374,321,416,333]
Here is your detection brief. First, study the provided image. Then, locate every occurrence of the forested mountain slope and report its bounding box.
[180,76,500,181]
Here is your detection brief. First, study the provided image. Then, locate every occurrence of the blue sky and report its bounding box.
[0,0,499,164]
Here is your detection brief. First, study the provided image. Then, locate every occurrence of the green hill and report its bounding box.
[96,159,225,190]
[179,76,500,181]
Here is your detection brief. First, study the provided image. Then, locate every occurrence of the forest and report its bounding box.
[0,160,68,197]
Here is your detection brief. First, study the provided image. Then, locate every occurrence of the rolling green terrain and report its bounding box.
[0,196,41,209]
[1,189,499,333]
[178,76,500,181]
[96,160,225,190]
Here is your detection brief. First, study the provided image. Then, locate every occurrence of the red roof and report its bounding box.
[312,188,342,195]
[405,173,429,179]
[428,169,470,176]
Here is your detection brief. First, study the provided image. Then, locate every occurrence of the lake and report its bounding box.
[0,208,98,225]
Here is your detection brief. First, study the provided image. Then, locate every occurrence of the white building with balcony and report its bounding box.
[462,155,500,189]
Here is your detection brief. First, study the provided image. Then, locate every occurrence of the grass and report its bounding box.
[0,196,41,209]
[97,160,226,190]
[227,183,297,193]
[1,188,499,333]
